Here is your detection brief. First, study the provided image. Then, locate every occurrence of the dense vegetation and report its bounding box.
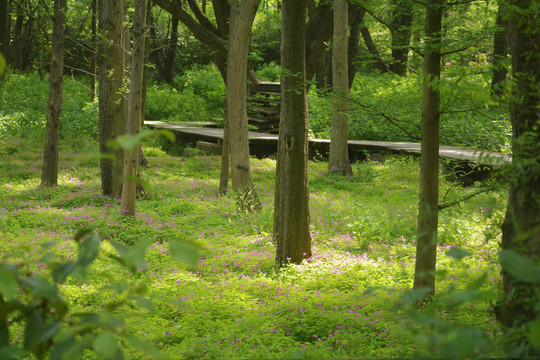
[0,65,510,152]
[0,135,507,358]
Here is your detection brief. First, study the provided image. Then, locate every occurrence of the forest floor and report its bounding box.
[0,136,508,359]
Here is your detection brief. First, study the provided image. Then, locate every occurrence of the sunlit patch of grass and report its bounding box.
[0,138,508,358]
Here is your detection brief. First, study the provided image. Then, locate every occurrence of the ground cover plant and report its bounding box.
[0,136,508,359]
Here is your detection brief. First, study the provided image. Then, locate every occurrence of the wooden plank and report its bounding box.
[144,121,511,166]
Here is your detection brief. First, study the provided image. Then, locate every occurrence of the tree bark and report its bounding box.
[490,1,507,96]
[226,0,261,210]
[41,0,66,188]
[164,14,179,86]
[494,1,540,353]
[121,0,147,217]
[274,0,312,266]
[98,0,126,197]
[90,0,97,101]
[389,0,413,76]
[0,0,9,68]
[413,0,442,298]
[329,0,352,175]
[359,18,388,73]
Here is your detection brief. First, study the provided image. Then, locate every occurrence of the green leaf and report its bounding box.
[74,228,95,243]
[110,238,152,271]
[529,317,540,347]
[93,332,121,359]
[22,277,59,301]
[446,247,471,260]
[50,334,93,360]
[0,346,24,360]
[113,131,150,152]
[78,235,102,267]
[0,269,18,299]
[52,262,77,283]
[119,333,161,358]
[169,240,200,266]
[123,175,152,194]
[396,287,432,308]
[158,129,175,142]
[499,250,540,283]
[131,295,155,311]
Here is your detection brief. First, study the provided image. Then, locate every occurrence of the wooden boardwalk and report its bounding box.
[145,121,510,167]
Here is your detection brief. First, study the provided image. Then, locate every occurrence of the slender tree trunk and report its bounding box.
[274,0,312,266]
[226,0,261,211]
[40,0,66,188]
[0,0,9,70]
[219,100,230,193]
[413,0,442,298]
[98,0,126,197]
[164,13,179,86]
[121,0,147,217]
[389,0,413,76]
[348,20,361,89]
[90,0,97,101]
[491,1,507,96]
[494,1,540,354]
[359,20,388,73]
[329,0,352,175]
[13,8,23,72]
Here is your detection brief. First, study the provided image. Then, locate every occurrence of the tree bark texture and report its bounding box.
[90,0,97,101]
[98,0,126,197]
[0,0,9,66]
[413,0,442,298]
[389,0,413,76]
[41,0,66,188]
[121,0,147,217]
[226,0,261,209]
[274,0,312,266]
[495,1,540,352]
[491,2,508,96]
[164,15,179,86]
[329,0,352,175]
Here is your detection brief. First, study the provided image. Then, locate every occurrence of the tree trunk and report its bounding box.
[490,2,507,96]
[389,0,413,76]
[219,100,230,193]
[274,0,312,266]
[40,0,66,188]
[0,0,9,69]
[13,9,24,72]
[164,14,179,86]
[348,19,361,89]
[98,0,126,197]
[226,0,261,211]
[413,0,442,299]
[329,0,352,175]
[494,1,540,354]
[90,0,97,101]
[121,0,147,217]
[359,19,388,73]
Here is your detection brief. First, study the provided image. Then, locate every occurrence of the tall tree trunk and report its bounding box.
[219,100,230,193]
[413,0,442,299]
[98,0,126,197]
[40,0,66,188]
[164,14,179,86]
[491,1,507,96]
[494,1,540,354]
[121,0,147,217]
[348,19,361,89]
[226,0,261,211]
[359,19,388,73]
[329,0,352,175]
[0,0,9,69]
[274,0,312,266]
[389,0,413,76]
[13,8,23,72]
[90,0,97,101]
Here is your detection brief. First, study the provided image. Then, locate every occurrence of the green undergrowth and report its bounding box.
[0,138,508,358]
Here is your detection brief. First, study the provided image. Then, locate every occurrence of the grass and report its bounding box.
[0,137,507,359]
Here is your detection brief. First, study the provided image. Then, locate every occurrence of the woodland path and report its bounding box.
[145,120,510,169]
